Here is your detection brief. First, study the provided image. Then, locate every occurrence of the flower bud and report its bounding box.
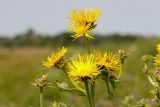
[118,49,128,64]
[142,55,153,63]
[32,74,48,88]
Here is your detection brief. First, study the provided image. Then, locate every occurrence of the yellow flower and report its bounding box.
[68,54,100,82]
[156,44,160,54]
[68,8,101,40]
[42,47,67,69]
[154,54,160,70]
[95,51,121,78]
[154,44,160,70]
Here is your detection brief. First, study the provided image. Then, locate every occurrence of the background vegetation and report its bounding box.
[0,29,160,107]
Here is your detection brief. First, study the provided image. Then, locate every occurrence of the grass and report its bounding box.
[0,37,159,107]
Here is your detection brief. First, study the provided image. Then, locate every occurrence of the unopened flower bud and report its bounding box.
[142,55,153,63]
[118,49,128,64]
[32,74,48,88]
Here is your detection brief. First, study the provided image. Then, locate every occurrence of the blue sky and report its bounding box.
[0,0,160,36]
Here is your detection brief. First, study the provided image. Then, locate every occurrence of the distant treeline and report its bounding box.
[0,29,159,47]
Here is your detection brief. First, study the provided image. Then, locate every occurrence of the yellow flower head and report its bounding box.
[68,54,100,82]
[95,51,121,78]
[42,47,67,69]
[156,44,160,54]
[154,54,160,70]
[154,44,160,70]
[68,8,101,40]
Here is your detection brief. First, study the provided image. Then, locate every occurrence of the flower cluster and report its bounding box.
[33,8,127,107]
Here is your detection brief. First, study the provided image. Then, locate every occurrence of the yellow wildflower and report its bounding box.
[69,8,101,40]
[95,51,121,78]
[154,44,160,70]
[156,44,160,54]
[42,47,67,69]
[68,54,100,82]
[154,54,160,70]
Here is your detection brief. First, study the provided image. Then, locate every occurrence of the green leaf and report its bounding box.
[56,80,86,96]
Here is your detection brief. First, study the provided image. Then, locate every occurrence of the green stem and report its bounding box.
[105,80,111,95]
[84,80,92,107]
[85,36,95,107]
[85,37,91,54]
[85,37,95,107]
[40,87,43,107]
[112,95,115,107]
[105,79,116,106]
[91,83,95,107]
[69,78,86,94]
